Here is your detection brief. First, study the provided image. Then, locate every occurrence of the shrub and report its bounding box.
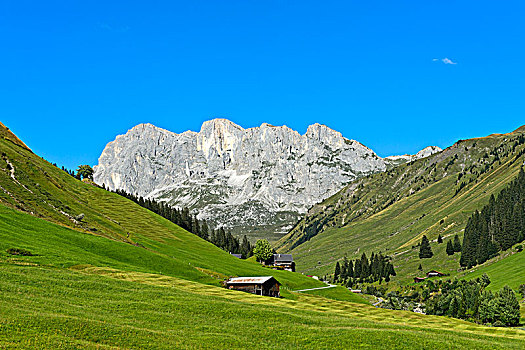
[6,248,34,256]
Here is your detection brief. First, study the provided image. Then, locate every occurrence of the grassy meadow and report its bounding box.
[2,261,525,349]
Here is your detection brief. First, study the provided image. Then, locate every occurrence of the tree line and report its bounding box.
[333,251,396,286]
[460,168,525,268]
[378,274,521,327]
[110,187,253,258]
[425,275,521,327]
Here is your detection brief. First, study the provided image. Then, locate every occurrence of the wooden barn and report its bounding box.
[426,270,445,278]
[272,254,295,272]
[225,276,281,297]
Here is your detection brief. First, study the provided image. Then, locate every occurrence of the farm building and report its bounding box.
[225,276,281,297]
[426,270,445,278]
[230,253,243,259]
[414,277,426,283]
[271,254,295,272]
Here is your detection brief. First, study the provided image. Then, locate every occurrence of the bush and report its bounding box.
[6,248,34,256]
[253,239,273,263]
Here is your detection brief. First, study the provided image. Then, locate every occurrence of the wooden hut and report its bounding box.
[225,276,281,297]
[272,254,295,272]
[426,270,445,278]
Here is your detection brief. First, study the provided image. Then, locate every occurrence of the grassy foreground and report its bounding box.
[1,262,524,349]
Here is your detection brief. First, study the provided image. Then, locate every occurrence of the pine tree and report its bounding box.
[334,261,341,282]
[418,263,422,271]
[446,240,455,255]
[453,234,462,252]
[341,256,348,279]
[437,234,443,244]
[200,220,209,240]
[388,263,396,276]
[347,260,354,278]
[360,253,369,279]
[240,235,251,258]
[419,235,433,259]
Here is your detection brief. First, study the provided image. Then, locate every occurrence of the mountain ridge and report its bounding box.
[94,119,440,241]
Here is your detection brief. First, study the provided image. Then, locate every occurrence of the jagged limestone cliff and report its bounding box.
[94,119,440,241]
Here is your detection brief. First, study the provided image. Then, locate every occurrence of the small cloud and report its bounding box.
[433,57,457,65]
[442,58,457,65]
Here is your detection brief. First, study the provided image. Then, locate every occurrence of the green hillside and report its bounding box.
[277,126,525,282]
[0,122,324,291]
[460,248,525,291]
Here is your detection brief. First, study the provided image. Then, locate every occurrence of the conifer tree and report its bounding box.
[347,260,354,278]
[453,234,462,252]
[240,235,251,258]
[446,240,455,255]
[388,263,396,277]
[200,220,209,240]
[334,261,341,281]
[419,235,433,259]
[437,234,443,244]
[360,253,369,279]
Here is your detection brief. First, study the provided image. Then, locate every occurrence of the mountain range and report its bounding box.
[94,119,441,241]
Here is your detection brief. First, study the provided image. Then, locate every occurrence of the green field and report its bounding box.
[2,258,525,348]
[460,249,525,291]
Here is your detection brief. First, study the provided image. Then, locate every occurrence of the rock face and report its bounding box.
[94,119,441,241]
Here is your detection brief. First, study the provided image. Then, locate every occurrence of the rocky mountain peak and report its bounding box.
[94,118,439,241]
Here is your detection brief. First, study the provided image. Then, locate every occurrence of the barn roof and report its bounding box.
[273,254,293,263]
[226,276,280,285]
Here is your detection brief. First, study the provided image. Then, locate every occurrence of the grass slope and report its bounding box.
[0,123,323,291]
[2,262,524,349]
[460,249,525,291]
[277,127,525,285]
[0,201,321,292]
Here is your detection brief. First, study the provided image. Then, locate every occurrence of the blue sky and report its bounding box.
[1,1,524,169]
